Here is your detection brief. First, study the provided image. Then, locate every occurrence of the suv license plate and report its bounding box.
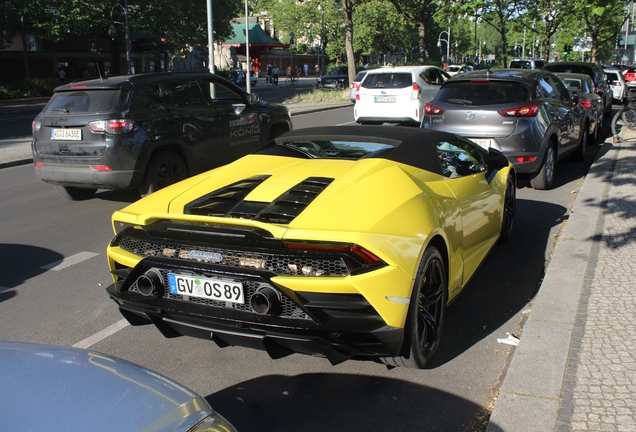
[51,128,82,141]
[168,273,244,304]
[374,96,396,103]
[469,138,493,149]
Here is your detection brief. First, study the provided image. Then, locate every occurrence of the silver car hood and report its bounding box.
[0,341,214,432]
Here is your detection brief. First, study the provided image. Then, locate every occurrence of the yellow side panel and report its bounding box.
[273,266,413,328]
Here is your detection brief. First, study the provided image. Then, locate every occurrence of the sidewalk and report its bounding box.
[487,135,636,431]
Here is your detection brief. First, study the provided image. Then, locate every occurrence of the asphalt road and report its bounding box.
[0,103,606,431]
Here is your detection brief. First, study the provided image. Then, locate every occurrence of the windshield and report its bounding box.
[44,90,122,114]
[264,139,393,159]
[436,81,529,106]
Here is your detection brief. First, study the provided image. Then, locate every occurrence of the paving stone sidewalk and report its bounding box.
[488,137,636,431]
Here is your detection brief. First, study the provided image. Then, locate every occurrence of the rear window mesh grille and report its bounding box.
[185,176,334,224]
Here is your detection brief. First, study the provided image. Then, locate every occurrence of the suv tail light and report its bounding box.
[411,82,421,100]
[88,119,135,134]
[32,120,42,133]
[579,98,593,109]
[424,103,445,115]
[498,104,539,117]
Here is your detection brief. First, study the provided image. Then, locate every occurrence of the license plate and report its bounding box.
[51,128,82,141]
[469,138,493,149]
[168,273,244,304]
[374,96,396,103]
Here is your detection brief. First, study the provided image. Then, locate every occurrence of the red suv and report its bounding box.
[623,67,636,83]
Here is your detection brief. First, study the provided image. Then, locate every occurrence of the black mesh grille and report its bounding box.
[184,176,334,224]
[129,269,311,320]
[117,236,350,277]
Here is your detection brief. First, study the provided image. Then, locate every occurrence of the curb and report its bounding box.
[486,138,615,432]
[0,158,33,169]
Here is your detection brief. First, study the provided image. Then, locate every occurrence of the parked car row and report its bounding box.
[352,61,617,190]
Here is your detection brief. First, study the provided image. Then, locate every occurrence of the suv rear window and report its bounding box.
[362,73,413,89]
[43,90,122,114]
[510,60,534,69]
[436,81,529,106]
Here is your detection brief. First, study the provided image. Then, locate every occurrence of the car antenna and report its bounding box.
[95,62,104,82]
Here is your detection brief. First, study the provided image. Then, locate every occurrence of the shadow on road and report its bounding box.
[0,244,64,299]
[206,373,501,431]
[428,197,568,368]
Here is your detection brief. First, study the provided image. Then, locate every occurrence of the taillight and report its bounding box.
[579,99,592,109]
[355,87,361,101]
[88,119,135,134]
[283,240,386,275]
[411,82,421,100]
[32,120,41,133]
[92,165,112,172]
[424,103,445,115]
[498,104,539,117]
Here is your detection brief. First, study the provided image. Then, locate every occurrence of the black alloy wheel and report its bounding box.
[138,151,187,197]
[381,246,447,369]
[499,173,516,243]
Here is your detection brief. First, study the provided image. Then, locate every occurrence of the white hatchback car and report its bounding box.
[605,68,626,104]
[354,65,450,125]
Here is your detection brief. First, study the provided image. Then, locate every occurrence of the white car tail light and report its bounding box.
[411,82,421,100]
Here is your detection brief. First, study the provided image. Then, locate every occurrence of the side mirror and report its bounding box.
[232,104,247,115]
[487,147,509,171]
[571,92,580,103]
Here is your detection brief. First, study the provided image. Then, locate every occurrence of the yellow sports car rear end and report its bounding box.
[106,126,515,368]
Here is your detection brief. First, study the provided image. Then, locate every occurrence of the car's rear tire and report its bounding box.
[530,143,556,190]
[571,123,587,162]
[138,151,187,197]
[54,185,97,200]
[499,173,516,243]
[380,246,447,369]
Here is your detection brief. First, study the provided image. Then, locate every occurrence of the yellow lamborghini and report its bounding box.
[106,126,515,369]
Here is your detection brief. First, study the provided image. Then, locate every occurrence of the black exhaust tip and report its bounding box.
[135,270,164,297]
[250,287,281,315]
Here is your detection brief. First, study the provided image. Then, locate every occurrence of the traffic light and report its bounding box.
[564,44,569,55]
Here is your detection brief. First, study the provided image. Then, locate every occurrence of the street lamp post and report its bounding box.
[514,36,525,59]
[109,0,132,75]
[437,28,450,66]
[319,3,325,74]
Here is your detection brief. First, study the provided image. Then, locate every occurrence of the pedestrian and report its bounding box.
[273,64,280,85]
[286,65,292,77]
[58,68,66,83]
[315,64,319,75]
[303,63,308,76]
[267,64,272,85]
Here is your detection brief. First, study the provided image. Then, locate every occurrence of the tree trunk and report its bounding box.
[21,16,30,79]
[343,0,356,86]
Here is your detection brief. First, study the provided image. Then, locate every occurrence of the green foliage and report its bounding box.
[0,77,60,100]
[1,0,242,56]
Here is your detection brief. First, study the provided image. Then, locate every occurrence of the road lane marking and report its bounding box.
[73,319,130,349]
[41,251,100,271]
[336,120,357,125]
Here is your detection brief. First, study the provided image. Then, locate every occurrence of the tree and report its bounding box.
[570,0,629,62]
[389,0,443,65]
[353,1,415,64]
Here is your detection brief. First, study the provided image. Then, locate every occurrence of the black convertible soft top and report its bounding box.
[268,125,470,175]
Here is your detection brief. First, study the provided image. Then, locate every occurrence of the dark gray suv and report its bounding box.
[421,69,586,190]
[32,71,292,200]
[543,62,612,117]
